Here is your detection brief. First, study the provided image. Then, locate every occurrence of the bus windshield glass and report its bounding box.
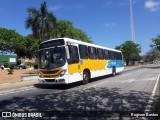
[39,46,66,69]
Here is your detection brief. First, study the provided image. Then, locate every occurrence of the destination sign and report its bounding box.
[39,39,64,49]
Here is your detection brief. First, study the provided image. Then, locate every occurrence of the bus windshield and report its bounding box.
[39,46,66,69]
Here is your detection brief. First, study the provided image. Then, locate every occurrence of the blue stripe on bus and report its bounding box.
[106,60,124,68]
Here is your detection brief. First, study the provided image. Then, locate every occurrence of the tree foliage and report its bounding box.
[23,34,39,58]
[115,41,141,66]
[151,35,160,51]
[54,20,73,38]
[0,27,23,55]
[143,48,160,63]
[25,1,56,43]
[54,20,92,43]
[0,28,39,58]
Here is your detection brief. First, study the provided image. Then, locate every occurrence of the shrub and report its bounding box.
[9,64,14,69]
[7,64,14,74]
[7,69,13,74]
[4,61,9,68]
[26,62,33,67]
[34,62,38,69]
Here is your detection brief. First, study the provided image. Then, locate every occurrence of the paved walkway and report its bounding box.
[0,79,38,91]
[0,66,142,92]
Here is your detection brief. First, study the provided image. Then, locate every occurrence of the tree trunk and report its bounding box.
[126,59,129,66]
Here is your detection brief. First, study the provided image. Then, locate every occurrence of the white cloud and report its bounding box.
[102,1,112,7]
[101,22,116,28]
[49,4,84,12]
[132,0,141,5]
[119,2,128,6]
[145,0,160,12]
[49,5,62,11]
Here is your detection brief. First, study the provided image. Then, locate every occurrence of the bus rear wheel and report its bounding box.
[82,71,89,84]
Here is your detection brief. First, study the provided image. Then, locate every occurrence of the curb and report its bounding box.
[0,79,38,92]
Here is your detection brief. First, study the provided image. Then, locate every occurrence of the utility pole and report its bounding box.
[130,0,136,42]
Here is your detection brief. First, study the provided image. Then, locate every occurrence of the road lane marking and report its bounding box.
[83,77,157,90]
[136,70,141,72]
[122,73,131,77]
[145,73,160,112]
[113,79,135,83]
[82,79,136,90]
[140,77,157,81]
[83,81,109,90]
[0,86,35,96]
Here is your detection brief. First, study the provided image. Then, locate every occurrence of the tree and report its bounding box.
[54,20,92,43]
[115,41,141,66]
[67,28,92,43]
[143,48,160,63]
[151,35,160,51]
[25,1,56,43]
[0,27,23,55]
[23,34,39,58]
[0,28,39,58]
[54,20,73,38]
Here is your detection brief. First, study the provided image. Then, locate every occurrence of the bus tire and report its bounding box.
[112,67,116,76]
[82,70,89,84]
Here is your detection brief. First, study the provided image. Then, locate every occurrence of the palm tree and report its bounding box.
[25,1,56,43]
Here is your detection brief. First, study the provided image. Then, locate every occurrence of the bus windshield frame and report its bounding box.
[38,46,66,69]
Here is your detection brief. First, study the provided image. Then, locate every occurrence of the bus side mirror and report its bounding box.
[65,46,70,59]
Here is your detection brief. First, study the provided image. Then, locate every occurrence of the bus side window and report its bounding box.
[89,47,96,59]
[119,53,122,60]
[113,52,116,60]
[110,51,114,60]
[115,52,119,60]
[108,51,111,60]
[113,52,115,60]
[104,50,109,60]
[97,48,104,59]
[114,52,119,60]
[79,45,88,59]
[68,45,79,64]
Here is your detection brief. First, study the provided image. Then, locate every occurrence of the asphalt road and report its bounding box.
[0,65,160,120]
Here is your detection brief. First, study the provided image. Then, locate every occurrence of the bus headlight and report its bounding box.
[59,69,67,77]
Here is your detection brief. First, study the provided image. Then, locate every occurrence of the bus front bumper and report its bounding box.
[38,77,67,84]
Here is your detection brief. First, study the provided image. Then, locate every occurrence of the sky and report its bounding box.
[0,0,160,55]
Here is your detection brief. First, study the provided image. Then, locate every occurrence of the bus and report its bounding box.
[38,38,124,84]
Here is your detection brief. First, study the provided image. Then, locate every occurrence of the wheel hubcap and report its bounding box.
[83,74,87,81]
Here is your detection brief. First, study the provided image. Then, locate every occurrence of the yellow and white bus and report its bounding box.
[38,38,124,84]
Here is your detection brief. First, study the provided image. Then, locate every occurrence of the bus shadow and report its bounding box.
[34,73,121,90]
[34,82,81,90]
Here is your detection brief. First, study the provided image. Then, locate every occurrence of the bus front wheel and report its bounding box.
[82,71,89,84]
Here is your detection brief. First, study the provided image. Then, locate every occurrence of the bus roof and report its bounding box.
[40,37,122,53]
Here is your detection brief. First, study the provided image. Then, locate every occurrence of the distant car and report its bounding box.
[14,65,26,69]
[1,65,4,70]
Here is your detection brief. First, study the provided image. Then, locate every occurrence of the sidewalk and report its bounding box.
[0,79,38,91]
[0,65,143,92]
